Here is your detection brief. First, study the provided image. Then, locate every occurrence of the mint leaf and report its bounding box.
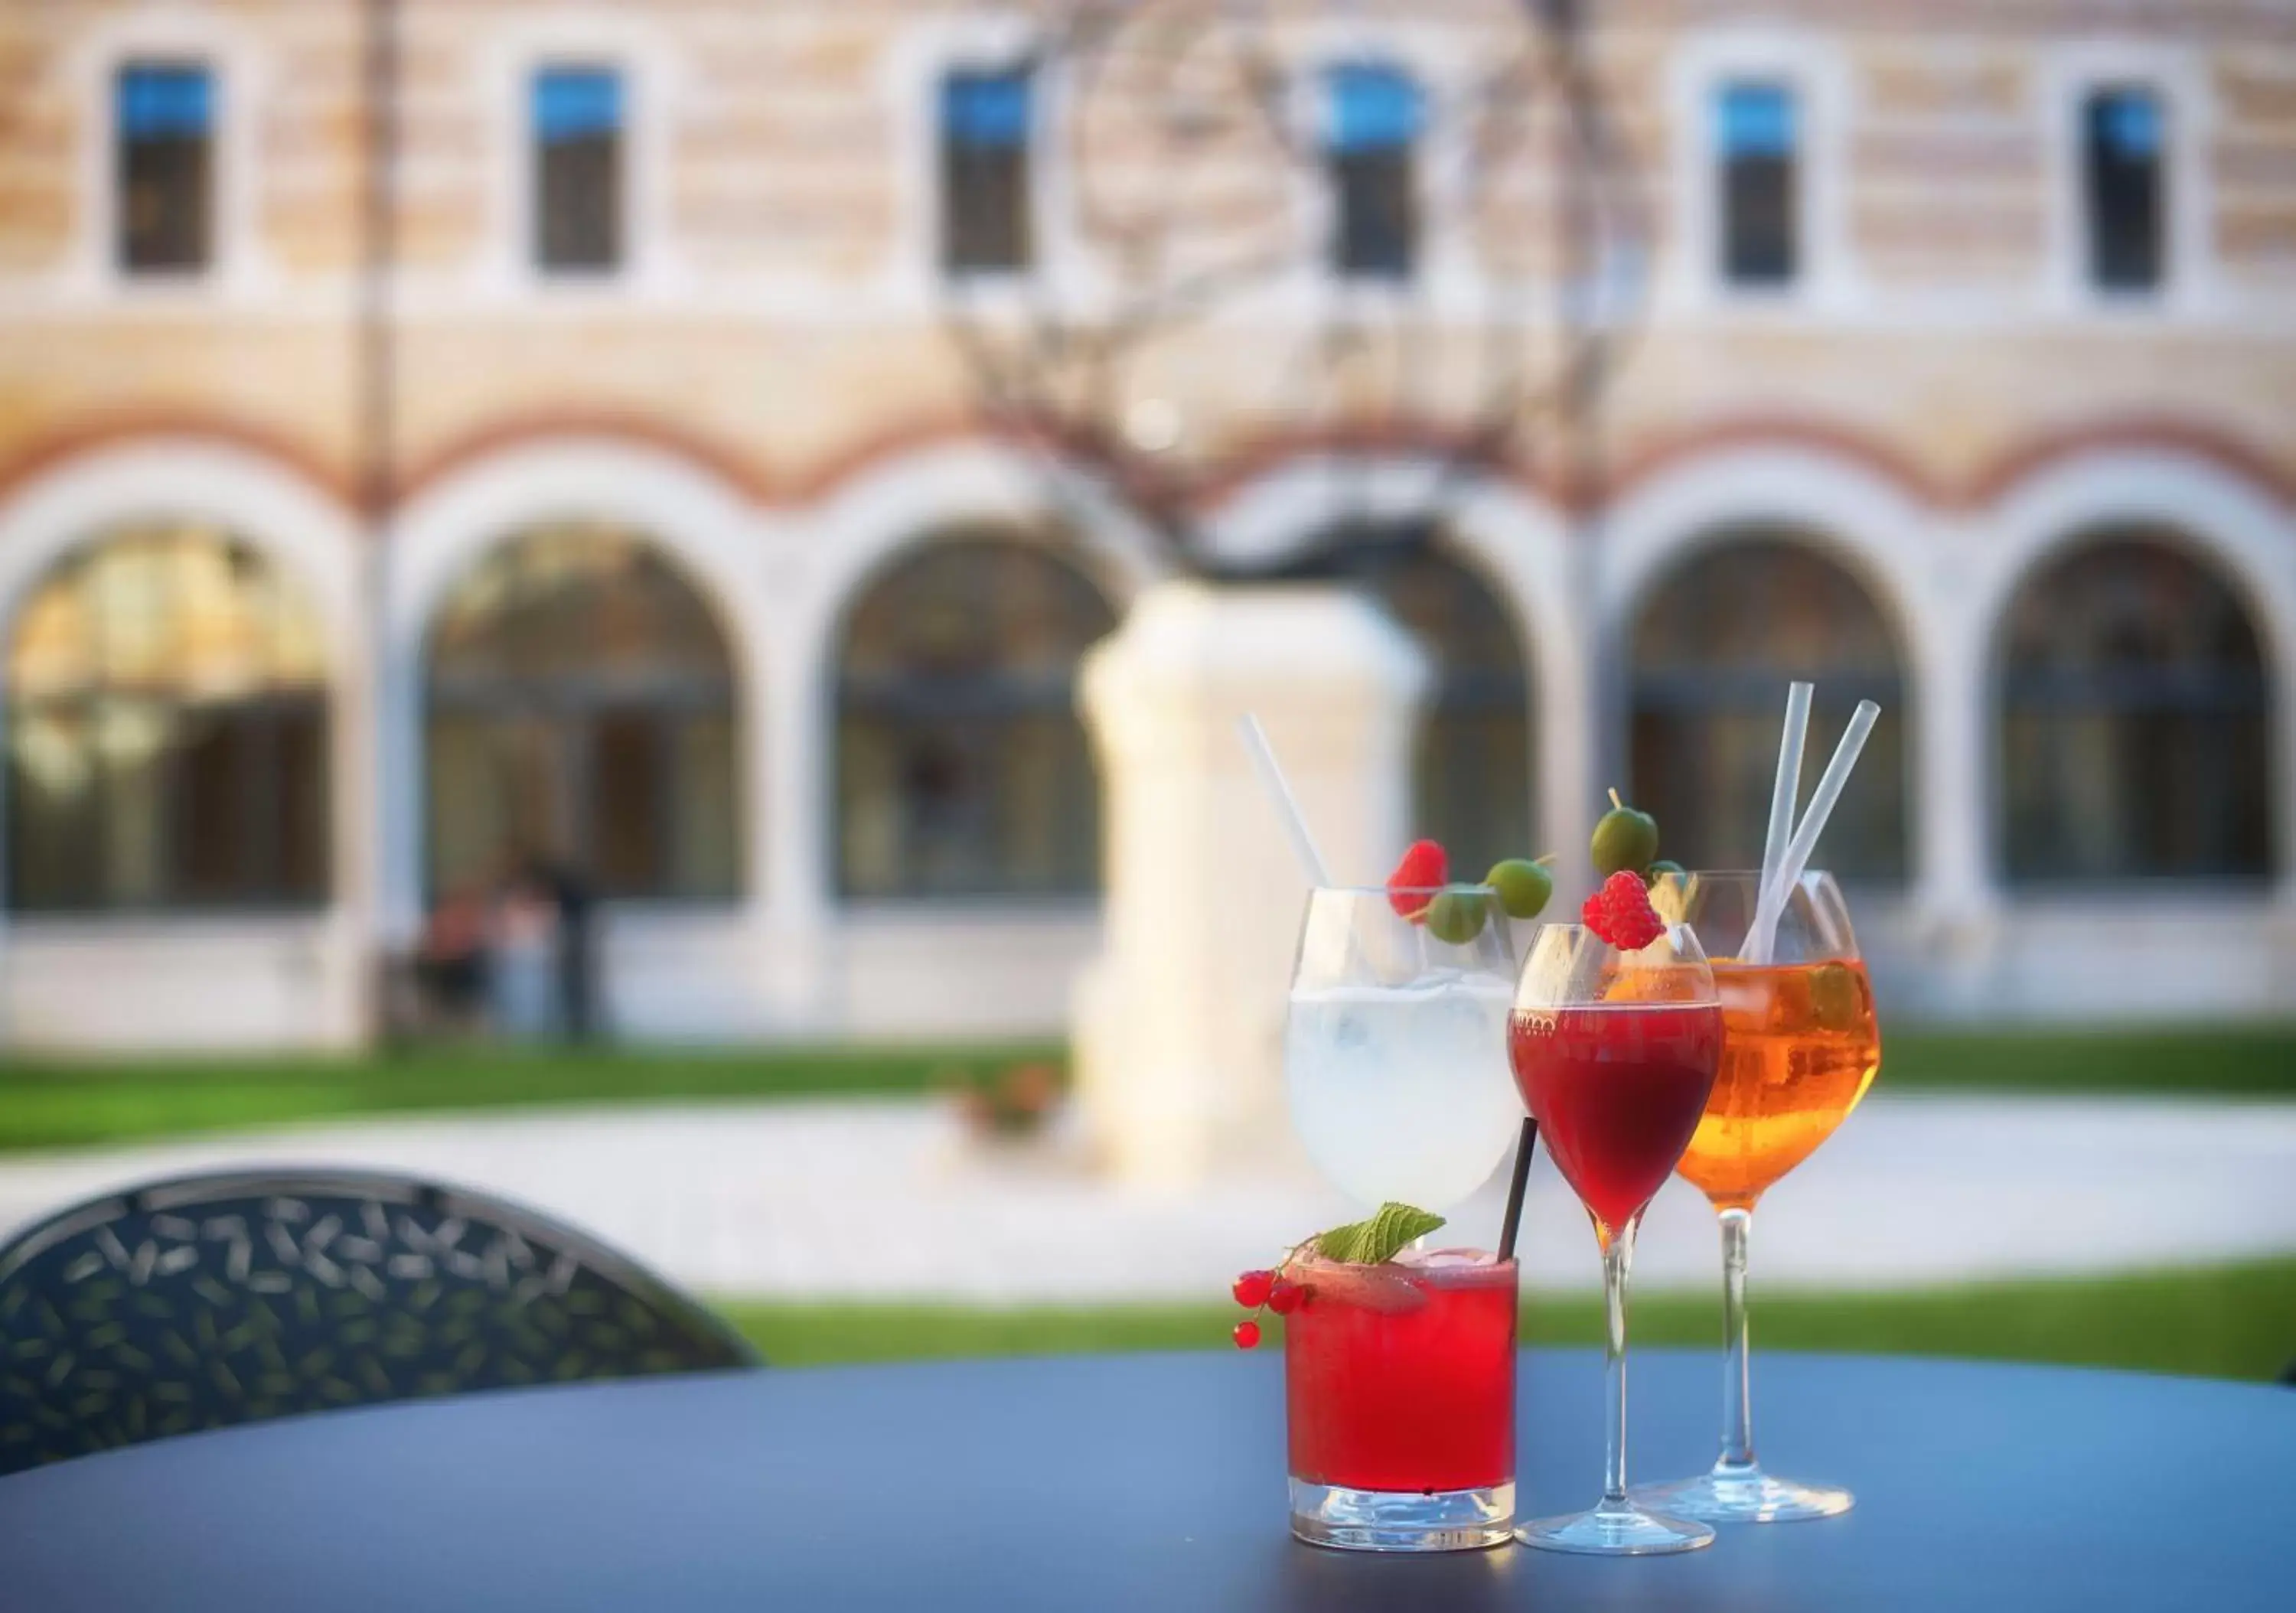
[1313,1202,1446,1266]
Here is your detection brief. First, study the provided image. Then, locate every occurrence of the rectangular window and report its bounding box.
[6,708,101,909]
[116,63,214,275]
[1716,81,1798,288]
[177,707,259,903]
[589,709,666,898]
[670,712,739,899]
[941,68,1034,275]
[533,66,623,273]
[2084,87,2164,292]
[272,702,331,900]
[1326,64,1420,280]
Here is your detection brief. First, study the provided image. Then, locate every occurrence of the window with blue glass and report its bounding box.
[941,68,1034,275]
[116,64,214,274]
[2084,88,2164,292]
[1326,64,1420,280]
[1716,81,1798,287]
[533,67,624,272]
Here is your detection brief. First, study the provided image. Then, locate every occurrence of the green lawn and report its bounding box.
[0,1044,1056,1154]
[722,1258,2296,1383]
[1880,1026,2296,1100]
[0,1023,2288,1155]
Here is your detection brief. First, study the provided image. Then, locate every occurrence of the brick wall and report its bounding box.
[0,0,2290,511]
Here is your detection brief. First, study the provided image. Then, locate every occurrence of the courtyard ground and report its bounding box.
[1,1024,2291,1155]
[4,1035,2289,1380]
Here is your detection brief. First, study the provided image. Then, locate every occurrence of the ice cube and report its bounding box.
[1362,921,1428,989]
[1296,898,1358,990]
[1399,1246,1496,1270]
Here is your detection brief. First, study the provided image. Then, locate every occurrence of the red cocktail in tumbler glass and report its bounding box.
[1277,882,1525,1552]
[1284,1249,1518,1545]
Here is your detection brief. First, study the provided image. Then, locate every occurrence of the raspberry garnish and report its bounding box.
[1582,870,1666,951]
[1387,839,1448,921]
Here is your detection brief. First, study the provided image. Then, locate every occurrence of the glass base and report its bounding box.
[1514,1501,1714,1556]
[1633,1466,1854,1524]
[1288,1477,1515,1553]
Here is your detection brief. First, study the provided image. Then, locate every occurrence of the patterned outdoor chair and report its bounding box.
[0,1168,758,1475]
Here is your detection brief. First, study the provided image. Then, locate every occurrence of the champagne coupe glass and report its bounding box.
[1632,870,1880,1524]
[1280,883,1526,1552]
[1507,921,1723,1556]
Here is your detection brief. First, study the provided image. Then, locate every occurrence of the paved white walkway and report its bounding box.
[1,1094,2291,1302]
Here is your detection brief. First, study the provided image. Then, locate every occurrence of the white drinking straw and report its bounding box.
[1746,683,1812,966]
[1762,683,1812,889]
[1237,713,1333,886]
[1748,698,1881,964]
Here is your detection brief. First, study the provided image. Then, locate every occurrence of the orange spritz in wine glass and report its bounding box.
[1677,953,1880,1211]
[1634,870,1879,1526]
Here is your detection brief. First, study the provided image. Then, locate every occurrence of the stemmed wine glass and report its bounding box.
[1506,921,1724,1556]
[1632,870,1880,1524]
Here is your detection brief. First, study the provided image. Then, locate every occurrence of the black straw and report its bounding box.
[1495,1116,1539,1261]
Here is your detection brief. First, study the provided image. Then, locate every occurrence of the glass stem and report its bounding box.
[1717,1207,1756,1475]
[1600,1216,1638,1510]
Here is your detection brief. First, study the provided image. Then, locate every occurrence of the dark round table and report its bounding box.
[0,1348,2286,1611]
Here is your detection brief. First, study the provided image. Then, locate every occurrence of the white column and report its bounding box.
[756,556,835,1033]
[1570,519,1629,908]
[1538,600,1597,904]
[1906,532,2002,1016]
[331,530,390,1047]
[1074,580,1429,1189]
[370,513,439,1050]
[2277,601,2296,916]
[1917,632,1993,918]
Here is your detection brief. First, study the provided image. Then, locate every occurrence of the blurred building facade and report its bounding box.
[0,0,2290,1049]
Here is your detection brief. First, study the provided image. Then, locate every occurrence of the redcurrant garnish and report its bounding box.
[1266,1277,1303,1315]
[1232,1269,1274,1309]
[1233,1320,1262,1350]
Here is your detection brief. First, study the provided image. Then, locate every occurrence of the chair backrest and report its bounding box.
[0,1167,758,1475]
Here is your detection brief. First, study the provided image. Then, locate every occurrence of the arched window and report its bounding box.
[837,538,1114,899]
[1629,536,1907,881]
[1328,542,1534,870]
[1998,534,2273,885]
[6,523,330,911]
[425,524,741,902]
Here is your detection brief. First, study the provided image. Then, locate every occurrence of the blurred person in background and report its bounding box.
[413,879,493,1036]
[530,855,601,1044]
[489,862,561,1041]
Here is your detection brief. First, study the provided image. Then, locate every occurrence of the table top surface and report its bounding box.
[1,1347,2288,1613]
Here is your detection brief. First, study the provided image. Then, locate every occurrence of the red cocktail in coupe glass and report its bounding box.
[1508,920,1723,1555]
[1517,1002,1722,1234]
[1283,1249,1518,1549]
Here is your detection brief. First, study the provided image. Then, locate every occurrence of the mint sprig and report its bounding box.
[1312,1202,1445,1266]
